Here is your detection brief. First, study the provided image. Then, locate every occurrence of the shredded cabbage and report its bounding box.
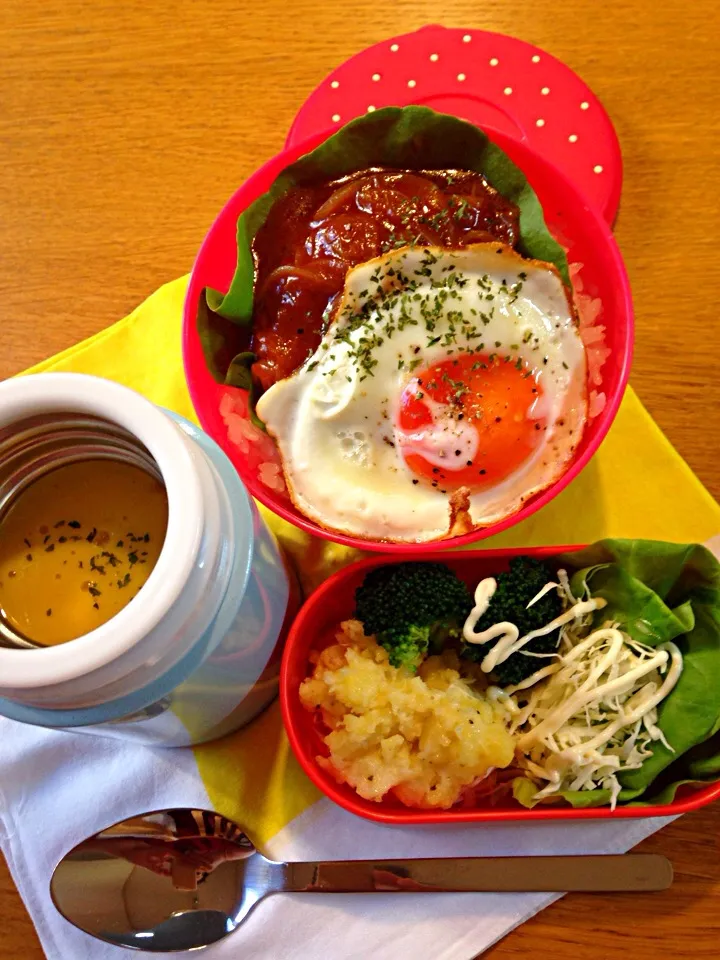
[465,571,684,810]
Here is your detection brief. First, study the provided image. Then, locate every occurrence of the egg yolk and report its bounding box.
[398,353,545,490]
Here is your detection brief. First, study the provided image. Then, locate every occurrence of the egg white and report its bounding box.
[256,243,587,542]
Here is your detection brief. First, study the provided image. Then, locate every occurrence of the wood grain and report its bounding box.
[0,1,718,957]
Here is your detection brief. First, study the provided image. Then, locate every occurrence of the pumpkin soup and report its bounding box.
[0,459,168,646]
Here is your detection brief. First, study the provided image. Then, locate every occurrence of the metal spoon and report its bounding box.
[50,808,672,952]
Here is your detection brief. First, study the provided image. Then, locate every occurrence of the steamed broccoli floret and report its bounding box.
[354,562,473,670]
[461,556,562,686]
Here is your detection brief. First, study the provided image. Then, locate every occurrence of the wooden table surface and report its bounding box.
[1,1,719,957]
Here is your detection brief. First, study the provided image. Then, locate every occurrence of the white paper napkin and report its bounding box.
[0,715,673,960]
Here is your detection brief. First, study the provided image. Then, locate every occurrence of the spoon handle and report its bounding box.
[286,853,671,893]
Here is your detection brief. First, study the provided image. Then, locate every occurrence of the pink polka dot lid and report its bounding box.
[286,25,622,225]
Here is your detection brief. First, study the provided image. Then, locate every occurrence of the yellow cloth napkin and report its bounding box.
[23,275,720,844]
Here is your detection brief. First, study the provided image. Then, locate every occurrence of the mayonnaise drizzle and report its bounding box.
[578,642,682,753]
[462,576,607,674]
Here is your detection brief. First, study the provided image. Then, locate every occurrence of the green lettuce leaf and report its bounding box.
[512,777,613,809]
[197,105,570,393]
[513,539,720,810]
[568,564,695,647]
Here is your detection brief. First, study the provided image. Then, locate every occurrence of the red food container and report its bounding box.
[182,26,634,554]
[280,545,720,824]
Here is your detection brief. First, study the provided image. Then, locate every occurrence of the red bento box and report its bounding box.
[280,545,720,824]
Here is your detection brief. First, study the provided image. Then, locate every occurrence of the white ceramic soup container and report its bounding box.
[0,373,292,746]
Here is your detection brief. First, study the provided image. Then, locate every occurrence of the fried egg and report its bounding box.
[256,243,587,542]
